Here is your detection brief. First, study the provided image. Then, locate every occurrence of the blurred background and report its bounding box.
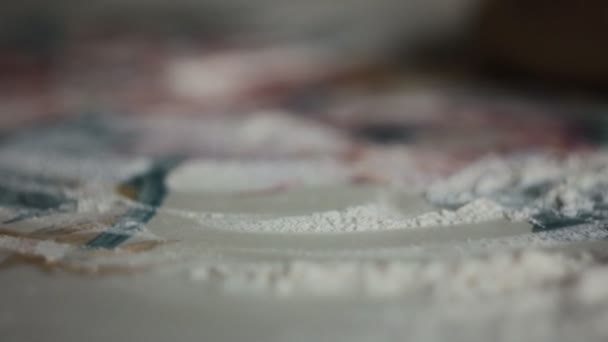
[1,0,607,129]
[0,0,477,58]
[2,0,607,76]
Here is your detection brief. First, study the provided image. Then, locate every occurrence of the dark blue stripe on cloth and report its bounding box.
[85,157,181,250]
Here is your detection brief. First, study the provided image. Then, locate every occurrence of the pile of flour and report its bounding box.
[223,198,505,233]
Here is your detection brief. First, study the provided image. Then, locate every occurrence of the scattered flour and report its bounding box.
[226,203,406,233]
[428,153,608,218]
[178,152,608,299]
[7,107,608,342]
[0,236,72,262]
[169,152,608,234]
[6,146,608,305]
[409,198,505,228]
[221,198,505,232]
[189,250,595,298]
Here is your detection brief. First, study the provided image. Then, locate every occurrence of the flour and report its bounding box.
[428,153,608,218]
[221,198,505,232]
[410,198,505,227]
[541,185,595,217]
[0,235,72,262]
[225,203,405,232]
[177,152,608,300]
[5,134,608,304]
[189,250,595,298]
[169,152,608,234]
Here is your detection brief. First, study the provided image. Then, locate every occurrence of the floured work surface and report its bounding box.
[2,40,608,342]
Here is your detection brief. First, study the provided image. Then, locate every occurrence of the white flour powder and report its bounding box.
[3,151,608,301]
[176,152,608,298]
[221,198,505,233]
[428,153,608,215]
[189,250,595,298]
